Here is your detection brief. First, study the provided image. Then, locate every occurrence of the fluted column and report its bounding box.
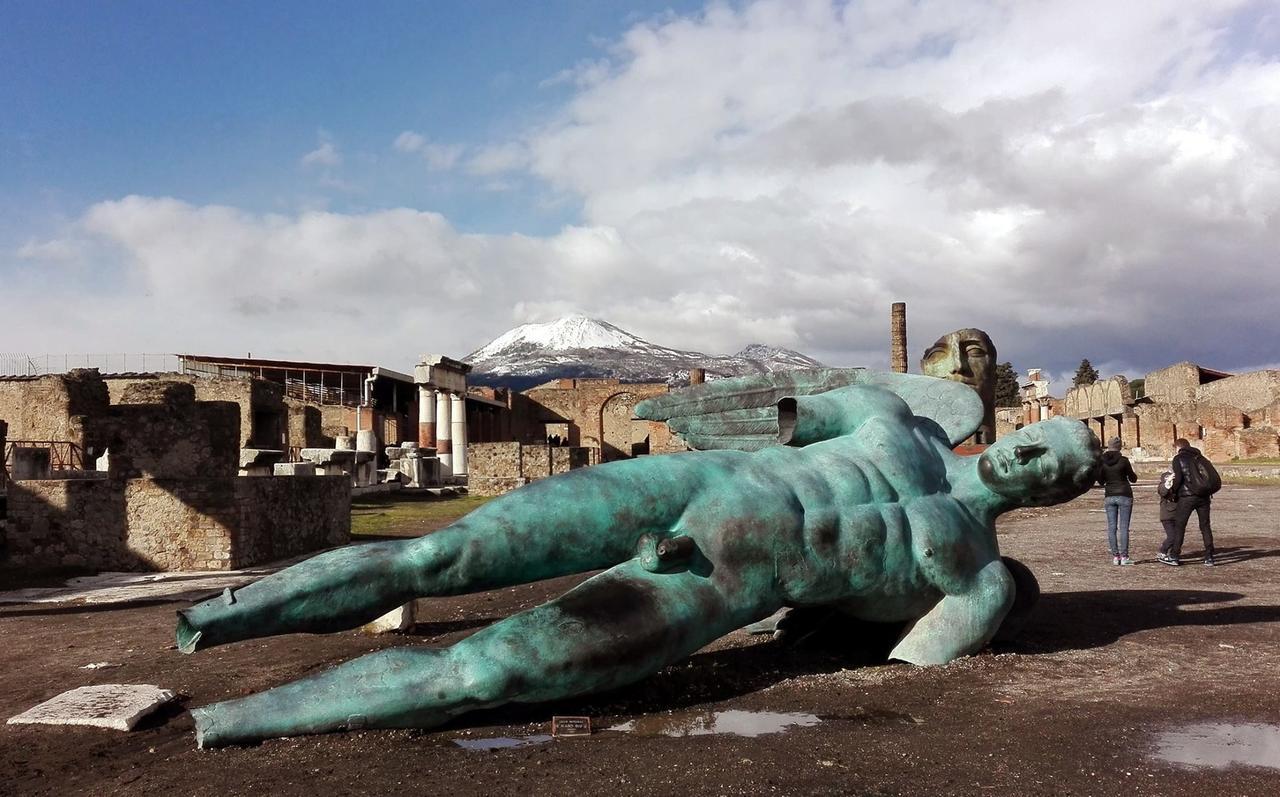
[436,390,453,477]
[418,386,437,449]
[451,393,467,477]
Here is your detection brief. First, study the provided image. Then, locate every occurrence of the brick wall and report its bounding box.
[1196,370,1280,414]
[0,370,109,453]
[1143,362,1204,405]
[104,382,240,479]
[4,475,349,571]
[106,373,286,449]
[466,441,591,496]
[519,379,672,460]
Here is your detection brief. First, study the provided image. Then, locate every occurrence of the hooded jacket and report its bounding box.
[1097,450,1137,497]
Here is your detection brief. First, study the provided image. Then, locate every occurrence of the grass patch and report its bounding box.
[351,492,495,538]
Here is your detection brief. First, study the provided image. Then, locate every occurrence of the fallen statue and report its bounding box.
[175,369,1100,748]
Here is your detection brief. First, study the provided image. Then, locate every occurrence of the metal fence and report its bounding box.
[0,353,180,376]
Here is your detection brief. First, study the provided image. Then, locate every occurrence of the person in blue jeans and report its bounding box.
[1097,436,1138,564]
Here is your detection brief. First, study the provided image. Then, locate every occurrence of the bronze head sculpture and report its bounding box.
[921,328,996,444]
[174,369,1098,748]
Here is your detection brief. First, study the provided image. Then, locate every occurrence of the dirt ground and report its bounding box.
[3,482,1279,796]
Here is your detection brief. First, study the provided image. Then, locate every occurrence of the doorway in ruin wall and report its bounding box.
[600,392,649,462]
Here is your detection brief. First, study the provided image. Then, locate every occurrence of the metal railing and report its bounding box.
[3,440,86,474]
[0,353,180,376]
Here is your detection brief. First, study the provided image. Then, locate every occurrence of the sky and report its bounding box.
[3,0,1278,391]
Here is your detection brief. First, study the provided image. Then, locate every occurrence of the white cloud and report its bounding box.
[8,0,1280,378]
[300,139,342,169]
[394,130,464,171]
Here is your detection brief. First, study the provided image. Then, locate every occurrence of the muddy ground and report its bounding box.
[2,483,1279,796]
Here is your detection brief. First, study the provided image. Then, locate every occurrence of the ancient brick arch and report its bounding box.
[599,391,647,462]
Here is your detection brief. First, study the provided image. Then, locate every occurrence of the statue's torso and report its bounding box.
[685,416,996,619]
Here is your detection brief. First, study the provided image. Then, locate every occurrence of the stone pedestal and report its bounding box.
[238,449,284,477]
[273,462,316,477]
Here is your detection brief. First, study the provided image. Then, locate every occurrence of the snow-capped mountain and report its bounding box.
[465,314,825,389]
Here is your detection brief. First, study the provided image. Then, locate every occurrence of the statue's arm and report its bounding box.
[887,558,1014,666]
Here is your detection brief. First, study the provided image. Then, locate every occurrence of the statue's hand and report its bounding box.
[888,558,1014,666]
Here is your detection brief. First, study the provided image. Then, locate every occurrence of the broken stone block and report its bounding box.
[362,603,414,634]
[273,462,316,477]
[239,449,285,476]
[300,448,356,466]
[7,684,177,731]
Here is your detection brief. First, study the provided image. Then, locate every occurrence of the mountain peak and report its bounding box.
[465,316,826,390]
[467,315,643,360]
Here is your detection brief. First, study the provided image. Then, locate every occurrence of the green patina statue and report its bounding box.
[176,369,1099,748]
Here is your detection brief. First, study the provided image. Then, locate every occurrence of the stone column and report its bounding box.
[890,302,908,373]
[418,386,437,449]
[451,392,467,477]
[437,390,453,477]
[1038,401,1049,421]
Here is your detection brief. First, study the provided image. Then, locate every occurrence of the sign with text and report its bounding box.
[551,716,592,737]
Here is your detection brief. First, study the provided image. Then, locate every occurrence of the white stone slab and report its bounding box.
[8,685,177,731]
[0,558,307,606]
[362,602,415,634]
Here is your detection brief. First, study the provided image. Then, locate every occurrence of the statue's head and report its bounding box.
[977,417,1100,507]
[921,328,996,400]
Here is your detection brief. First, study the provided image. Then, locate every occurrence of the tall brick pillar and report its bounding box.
[437,390,453,477]
[418,386,437,449]
[890,302,907,373]
[690,368,705,385]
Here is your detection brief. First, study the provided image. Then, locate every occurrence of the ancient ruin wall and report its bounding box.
[5,475,349,571]
[106,382,240,479]
[229,477,350,565]
[1196,370,1280,414]
[0,371,110,451]
[107,374,285,449]
[466,441,590,496]
[1143,362,1204,405]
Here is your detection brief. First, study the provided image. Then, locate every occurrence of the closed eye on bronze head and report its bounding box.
[1014,443,1046,464]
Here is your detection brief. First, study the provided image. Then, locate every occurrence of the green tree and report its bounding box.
[994,362,1021,407]
[1129,378,1145,399]
[1073,358,1099,387]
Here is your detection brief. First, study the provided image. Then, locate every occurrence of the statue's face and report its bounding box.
[977,417,1100,505]
[921,329,995,395]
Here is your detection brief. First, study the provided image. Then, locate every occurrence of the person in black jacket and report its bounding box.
[1158,438,1218,566]
[1097,437,1138,565]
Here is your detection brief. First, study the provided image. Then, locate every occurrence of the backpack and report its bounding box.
[1182,452,1222,497]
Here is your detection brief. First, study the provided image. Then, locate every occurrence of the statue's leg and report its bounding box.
[190,560,778,748]
[178,457,708,653]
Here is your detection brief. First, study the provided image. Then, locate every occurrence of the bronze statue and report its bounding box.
[175,369,1098,748]
[921,328,997,444]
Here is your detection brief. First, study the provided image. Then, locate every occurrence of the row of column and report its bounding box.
[417,386,468,478]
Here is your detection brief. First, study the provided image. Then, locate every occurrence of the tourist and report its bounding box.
[1155,467,1179,564]
[1097,436,1138,565]
[1158,438,1221,566]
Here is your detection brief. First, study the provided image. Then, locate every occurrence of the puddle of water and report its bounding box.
[1153,723,1280,771]
[453,734,553,751]
[609,709,820,738]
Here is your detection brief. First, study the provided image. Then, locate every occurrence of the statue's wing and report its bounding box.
[634,368,983,450]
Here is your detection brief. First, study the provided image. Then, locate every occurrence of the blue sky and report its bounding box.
[1,1,699,236]
[2,1,1278,389]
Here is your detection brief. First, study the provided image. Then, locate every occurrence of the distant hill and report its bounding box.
[464,314,824,390]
